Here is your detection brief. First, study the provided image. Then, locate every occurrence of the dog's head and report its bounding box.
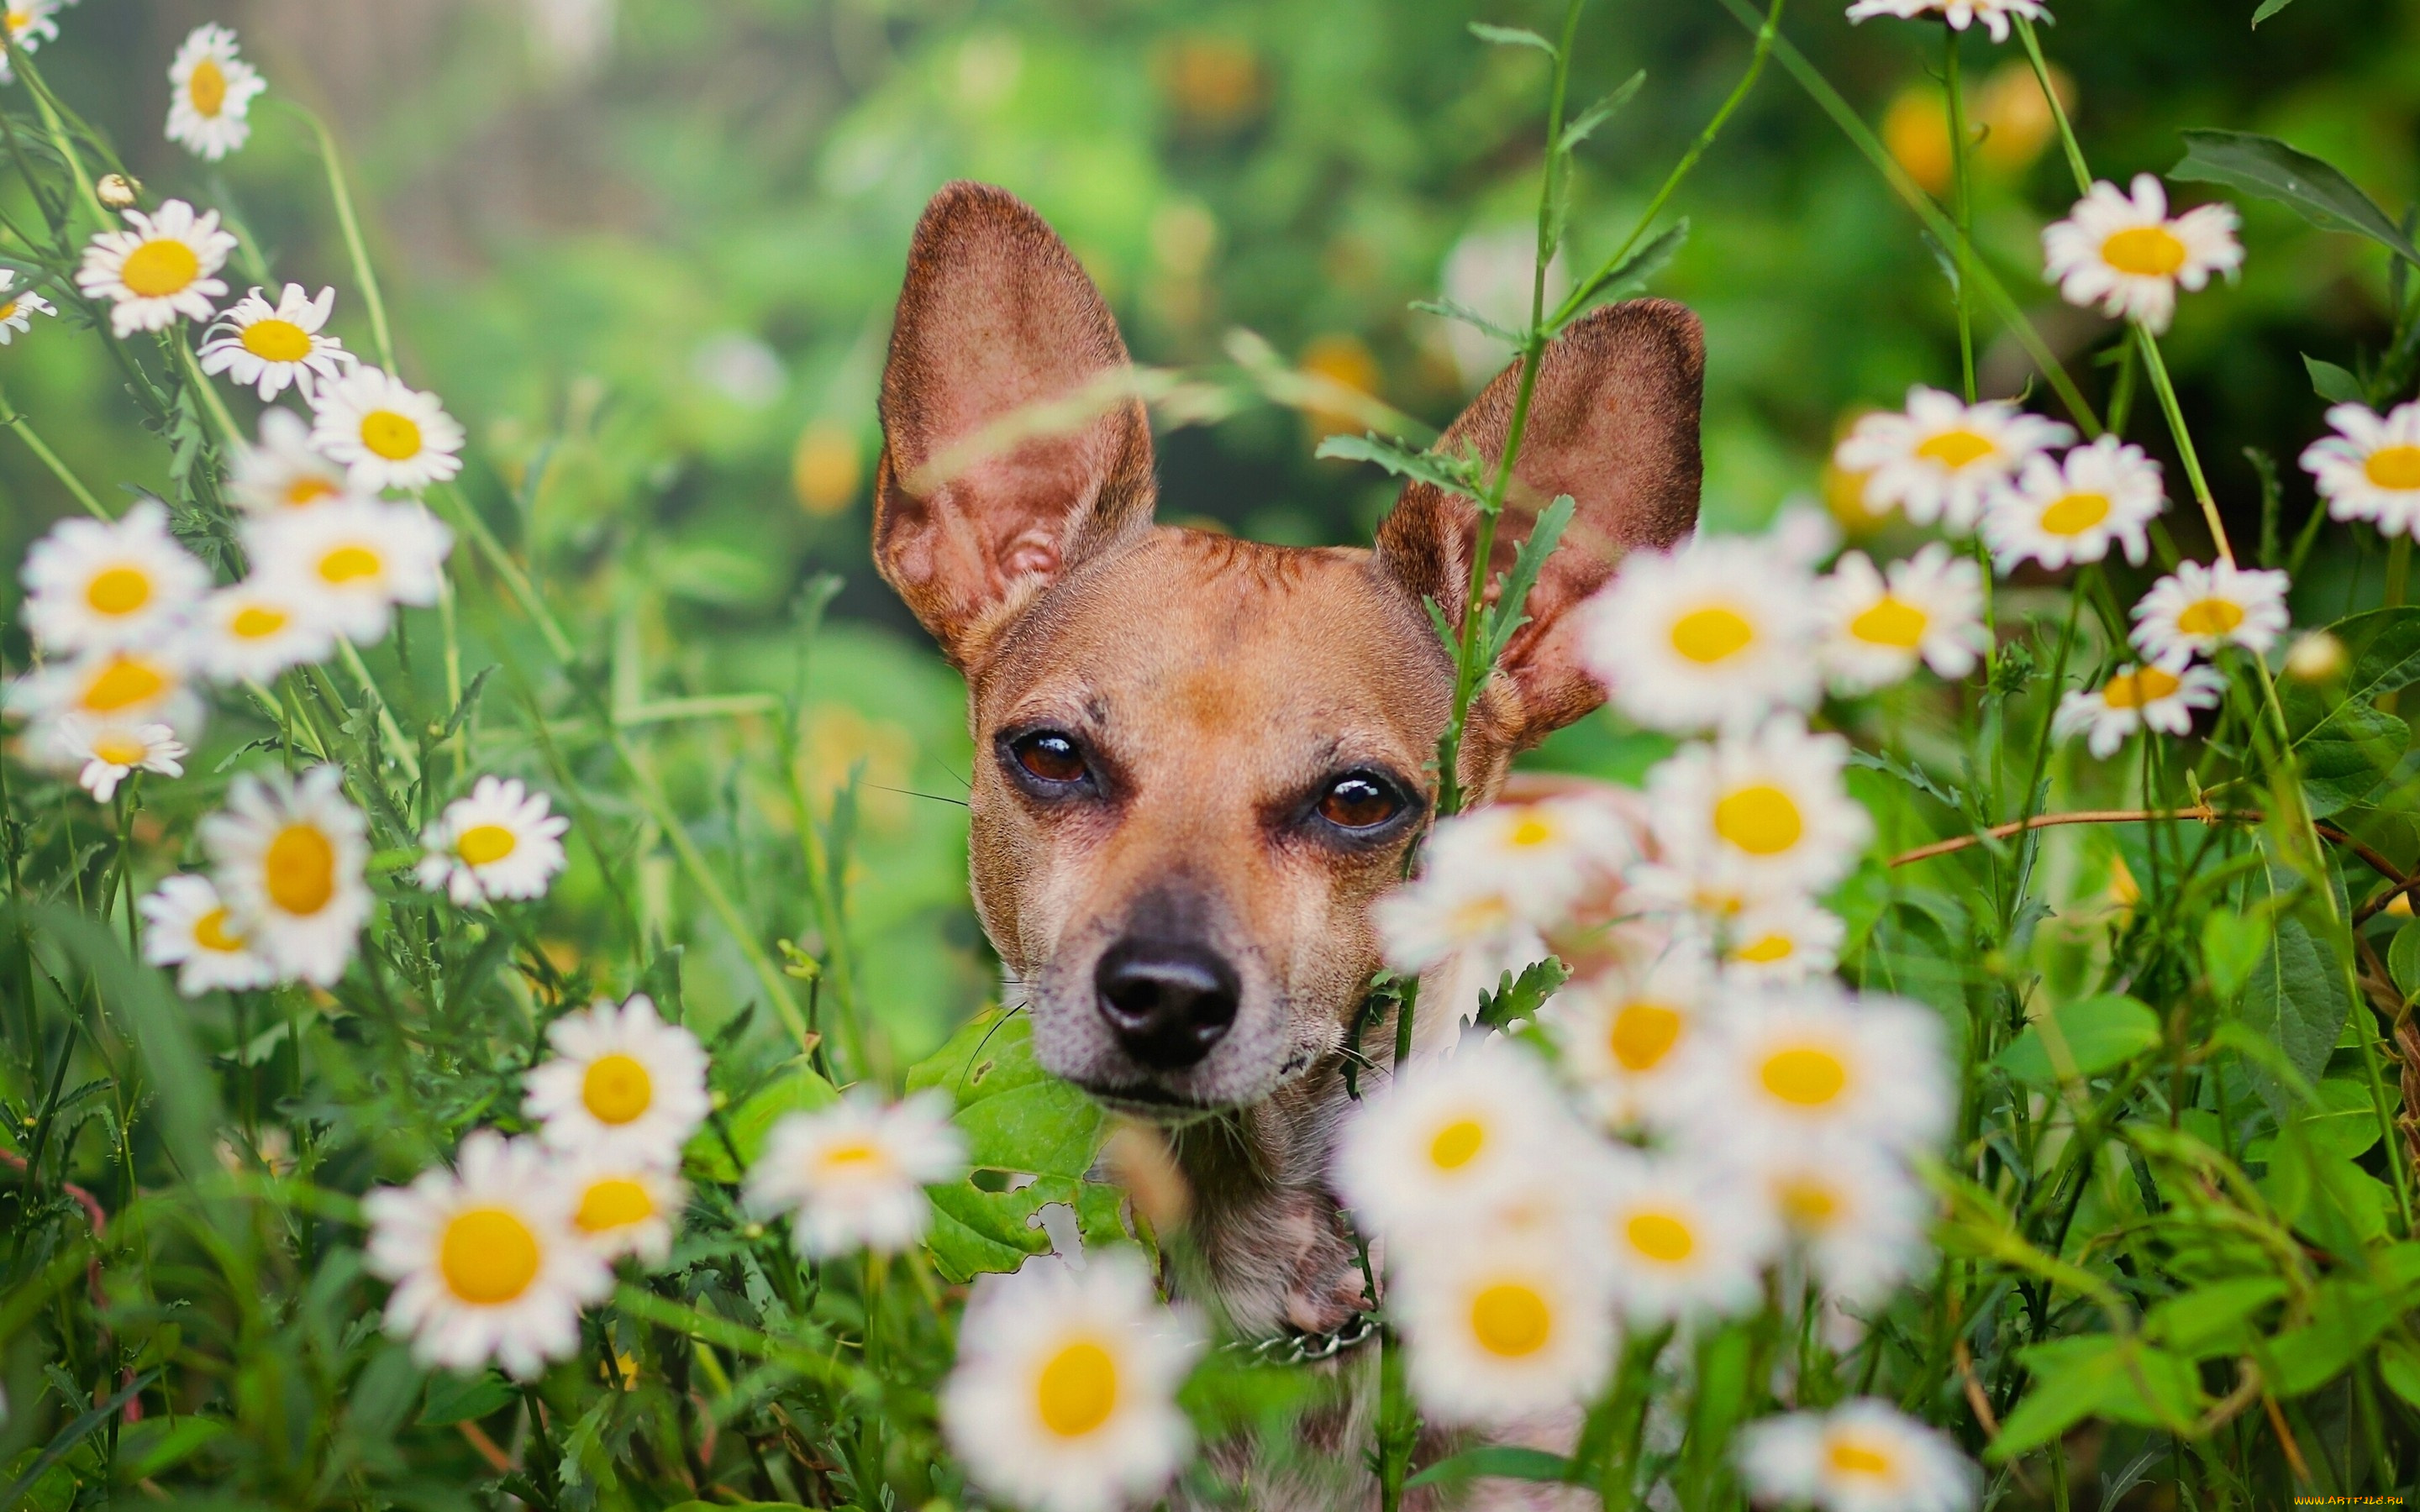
[872,181,1702,1116]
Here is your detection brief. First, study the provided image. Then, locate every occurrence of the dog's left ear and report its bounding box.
[1375,297,1703,744]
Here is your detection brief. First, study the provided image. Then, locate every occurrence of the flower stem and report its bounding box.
[1943,26,1976,405]
[2135,323,2233,566]
[281,101,398,373]
[0,382,108,517]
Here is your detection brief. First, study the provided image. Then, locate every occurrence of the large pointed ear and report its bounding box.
[874,181,1156,670]
[1375,297,1703,744]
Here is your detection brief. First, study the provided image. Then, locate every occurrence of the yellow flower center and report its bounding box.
[82,657,166,713]
[1507,814,1555,848]
[318,544,384,585]
[1733,932,1797,964]
[189,56,228,117]
[1608,1001,1682,1072]
[85,564,151,617]
[581,1053,654,1125]
[285,476,340,507]
[1625,1210,1696,1263]
[121,239,201,299]
[91,734,149,766]
[2101,665,2182,710]
[1761,1045,1849,1107]
[264,823,337,916]
[1828,1436,1897,1480]
[1034,1340,1118,1437]
[818,1138,890,1175]
[575,1177,656,1234]
[1849,595,1928,649]
[2365,445,2420,491]
[455,823,518,866]
[2174,596,2244,637]
[1428,1118,1485,1171]
[2038,491,2111,536]
[242,318,312,363]
[1712,785,1803,856]
[2101,224,2187,278]
[1776,1176,1841,1231]
[1469,1281,1552,1357]
[439,1207,542,1305]
[229,605,287,640]
[1914,428,1994,469]
[360,409,423,461]
[0,299,23,323]
[193,907,246,953]
[1670,605,1754,664]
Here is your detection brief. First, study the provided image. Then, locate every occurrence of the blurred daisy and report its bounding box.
[1334,1041,1577,1239]
[76,199,236,338]
[0,0,60,85]
[2052,657,2224,759]
[2129,559,2290,663]
[9,647,203,736]
[1580,534,1822,732]
[1670,982,1951,1163]
[1818,545,1987,692]
[942,1252,1205,1512]
[1373,871,1546,984]
[1397,1236,1613,1426]
[2043,175,2241,334]
[2302,400,2420,537]
[195,579,337,685]
[523,993,711,1164]
[364,1131,612,1380]
[231,407,355,513]
[1417,795,1634,929]
[1547,946,1716,1129]
[1594,1151,1780,1325]
[1833,388,2072,533]
[165,24,266,160]
[1706,892,1847,984]
[200,764,371,987]
[1644,718,1871,900]
[200,284,351,401]
[0,269,56,344]
[1981,435,2165,573]
[1739,1399,1979,1512]
[43,715,183,802]
[309,366,466,493]
[244,496,454,643]
[1754,1142,1930,1305]
[140,873,276,997]
[744,1088,966,1257]
[560,1149,686,1267]
[416,776,570,906]
[1843,0,2045,43]
[19,499,209,655]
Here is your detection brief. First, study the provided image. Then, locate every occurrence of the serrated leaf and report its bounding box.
[1847,747,1968,811]
[1405,1445,1573,1489]
[1556,71,1644,155]
[1314,433,1489,501]
[1409,297,1527,347]
[1996,994,2160,1087]
[2172,129,2420,265]
[1468,20,1556,54]
[1473,954,1570,1032]
[2304,353,2365,405]
[1481,493,1577,668]
[1556,220,1689,329]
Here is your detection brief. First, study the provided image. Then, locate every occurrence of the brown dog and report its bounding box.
[873,181,1702,1502]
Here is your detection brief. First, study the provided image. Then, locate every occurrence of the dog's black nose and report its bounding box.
[1095,939,1239,1069]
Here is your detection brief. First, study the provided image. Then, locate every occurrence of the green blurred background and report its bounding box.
[3,0,2412,1058]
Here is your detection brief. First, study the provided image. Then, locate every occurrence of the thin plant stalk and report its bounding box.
[0,382,110,518]
[1943,26,1976,404]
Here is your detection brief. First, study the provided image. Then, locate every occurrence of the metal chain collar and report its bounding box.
[1224,1309,1381,1367]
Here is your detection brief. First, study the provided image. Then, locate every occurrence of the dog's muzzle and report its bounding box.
[1093,937,1239,1070]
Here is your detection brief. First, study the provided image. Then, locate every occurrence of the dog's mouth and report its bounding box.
[1077,1080,1234,1123]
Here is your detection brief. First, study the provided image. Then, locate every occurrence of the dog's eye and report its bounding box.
[1011,730,1089,785]
[1317,773,1403,830]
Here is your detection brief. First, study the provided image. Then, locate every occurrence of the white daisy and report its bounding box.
[1334,1041,1579,1241]
[139,873,276,997]
[194,578,338,685]
[76,199,236,339]
[8,647,203,735]
[0,0,60,85]
[743,1088,967,1257]
[415,776,570,907]
[308,366,466,493]
[164,24,266,162]
[942,1252,1206,1512]
[363,1131,613,1380]
[1667,980,1953,1164]
[522,993,711,1165]
[230,407,355,515]
[1702,892,1848,984]
[1415,794,1636,930]
[1594,1150,1780,1325]
[1643,718,1872,901]
[1843,0,2046,43]
[1373,873,1548,985]
[1832,387,2073,533]
[1818,545,1987,692]
[1738,1399,1980,1512]
[199,764,371,988]
[2051,657,2226,759]
[40,715,184,802]
[1546,946,1717,1130]
[1579,533,1823,732]
[199,285,351,401]
[1397,1234,1615,1427]
[1754,1142,1930,1305]
[560,1149,686,1267]
[1981,435,2165,574]
[0,269,57,344]
[2302,400,2420,538]
[18,499,209,656]
[243,496,454,644]
[2043,175,2242,335]
[2129,559,2291,663]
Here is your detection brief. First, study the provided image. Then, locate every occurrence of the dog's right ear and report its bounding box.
[874,181,1156,670]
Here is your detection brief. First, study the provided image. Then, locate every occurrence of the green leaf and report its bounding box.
[2250,0,2300,24]
[2381,1339,2420,1411]
[1409,297,1527,347]
[1481,493,1578,668]
[2237,859,2354,1117]
[1474,955,1571,1032]
[1556,220,1690,329]
[1468,21,1557,54]
[2394,920,2420,1000]
[1995,1336,2202,1457]
[2202,911,2268,1000]
[1556,71,1644,155]
[2298,1077,2386,1160]
[1314,433,1488,500]
[419,1370,518,1426]
[2304,354,2366,405]
[2172,129,2420,265]
[111,1416,226,1483]
[2144,1278,2286,1359]
[1405,1446,1574,1489]
[2260,1121,2391,1255]
[689,1057,839,1183]
[1996,994,2160,1088]
[2283,684,2406,816]
[2320,607,2420,702]
[2263,1278,2393,1394]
